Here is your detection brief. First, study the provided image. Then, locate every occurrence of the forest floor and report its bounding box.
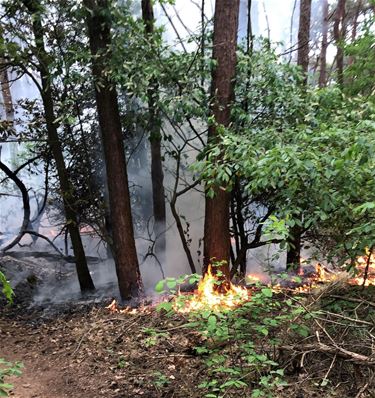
[1,281,375,397]
[0,302,209,398]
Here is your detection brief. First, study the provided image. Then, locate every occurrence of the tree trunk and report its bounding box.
[333,0,346,87]
[319,0,329,87]
[0,66,14,121]
[297,0,312,84]
[23,0,95,291]
[348,0,361,66]
[83,0,142,300]
[203,0,240,284]
[286,0,312,272]
[141,0,166,265]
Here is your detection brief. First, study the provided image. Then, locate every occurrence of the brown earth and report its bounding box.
[1,287,375,398]
[0,305,206,398]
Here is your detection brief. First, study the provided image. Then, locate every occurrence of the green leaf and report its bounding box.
[251,389,263,398]
[261,288,273,298]
[166,280,177,289]
[154,280,165,293]
[320,378,329,387]
[0,384,13,390]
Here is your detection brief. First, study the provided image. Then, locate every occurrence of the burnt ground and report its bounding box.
[1,255,375,398]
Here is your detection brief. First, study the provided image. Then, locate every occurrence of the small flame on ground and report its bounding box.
[105,300,143,315]
[175,265,250,313]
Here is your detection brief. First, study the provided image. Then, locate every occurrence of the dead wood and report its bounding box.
[281,342,375,366]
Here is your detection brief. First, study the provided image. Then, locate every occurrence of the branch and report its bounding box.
[0,154,42,184]
[281,343,375,366]
[0,160,31,252]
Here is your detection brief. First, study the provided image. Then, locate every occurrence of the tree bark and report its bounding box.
[333,0,346,87]
[22,0,95,291]
[83,0,142,299]
[286,0,312,272]
[0,66,14,121]
[297,0,312,84]
[141,0,166,265]
[203,0,240,284]
[319,0,329,87]
[348,0,361,66]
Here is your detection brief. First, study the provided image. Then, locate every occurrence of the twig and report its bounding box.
[72,325,96,356]
[323,354,337,382]
[354,372,375,398]
[329,295,375,309]
[282,343,375,366]
[322,311,373,326]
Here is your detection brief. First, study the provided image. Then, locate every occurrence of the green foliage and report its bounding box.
[152,371,171,388]
[344,15,375,97]
[155,273,201,294]
[155,273,309,397]
[195,44,375,265]
[0,268,21,397]
[0,272,13,304]
[184,287,300,397]
[0,359,23,397]
[141,327,169,347]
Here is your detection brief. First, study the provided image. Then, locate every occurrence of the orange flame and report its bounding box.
[175,265,249,313]
[349,252,375,286]
[105,300,142,315]
[105,253,375,316]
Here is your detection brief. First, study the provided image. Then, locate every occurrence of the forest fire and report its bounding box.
[174,265,250,313]
[284,254,375,292]
[105,254,375,315]
[349,252,375,286]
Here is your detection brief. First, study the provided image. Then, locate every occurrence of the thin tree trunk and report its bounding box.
[297,0,312,84]
[141,0,166,265]
[203,0,240,285]
[286,0,312,272]
[348,0,361,66]
[83,0,142,300]
[169,147,199,274]
[333,0,346,87]
[23,0,95,291]
[247,0,253,56]
[200,0,206,92]
[0,65,14,121]
[319,0,329,87]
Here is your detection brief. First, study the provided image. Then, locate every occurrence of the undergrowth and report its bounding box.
[155,274,312,398]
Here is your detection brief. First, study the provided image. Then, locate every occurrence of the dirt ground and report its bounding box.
[1,290,375,398]
[0,304,208,398]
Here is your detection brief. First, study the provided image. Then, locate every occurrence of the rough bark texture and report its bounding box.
[287,0,312,272]
[83,0,142,299]
[0,65,14,121]
[319,0,329,88]
[333,0,346,87]
[23,0,95,291]
[203,0,240,282]
[141,0,166,264]
[297,0,312,84]
[286,225,303,271]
